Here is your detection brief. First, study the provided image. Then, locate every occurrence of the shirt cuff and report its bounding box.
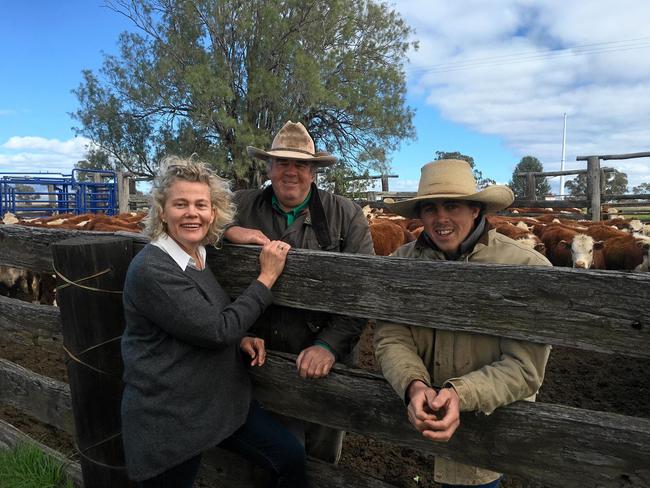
[314,339,338,360]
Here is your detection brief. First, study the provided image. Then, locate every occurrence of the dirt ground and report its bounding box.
[1,320,649,487]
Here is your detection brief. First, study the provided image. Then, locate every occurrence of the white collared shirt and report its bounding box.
[151,233,207,271]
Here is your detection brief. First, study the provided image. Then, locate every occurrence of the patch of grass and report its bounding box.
[0,443,74,488]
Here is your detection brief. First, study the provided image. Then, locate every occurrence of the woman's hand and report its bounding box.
[257,240,291,289]
[240,337,266,367]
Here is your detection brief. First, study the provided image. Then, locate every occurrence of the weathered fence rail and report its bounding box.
[2,225,650,359]
[514,151,650,221]
[1,225,650,487]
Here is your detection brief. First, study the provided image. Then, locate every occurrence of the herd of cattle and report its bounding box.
[1,206,650,305]
[364,206,650,271]
[0,211,147,305]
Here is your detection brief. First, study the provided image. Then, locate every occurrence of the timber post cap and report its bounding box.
[386,159,514,218]
[247,121,336,168]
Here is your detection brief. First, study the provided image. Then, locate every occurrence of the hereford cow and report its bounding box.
[0,266,41,303]
[369,221,414,256]
[509,207,555,214]
[602,235,650,271]
[628,219,644,236]
[539,226,604,269]
[493,224,546,255]
[583,224,629,242]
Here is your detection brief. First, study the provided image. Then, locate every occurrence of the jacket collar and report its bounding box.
[264,182,332,248]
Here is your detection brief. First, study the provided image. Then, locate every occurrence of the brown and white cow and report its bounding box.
[539,226,604,269]
[602,235,650,271]
[369,220,414,256]
[493,224,546,255]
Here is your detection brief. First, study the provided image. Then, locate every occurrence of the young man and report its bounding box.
[374,159,551,488]
[224,121,374,463]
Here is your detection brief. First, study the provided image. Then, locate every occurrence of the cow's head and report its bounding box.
[560,234,603,269]
[636,238,650,271]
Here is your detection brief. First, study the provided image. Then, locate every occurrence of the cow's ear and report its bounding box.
[593,240,604,250]
[559,239,571,249]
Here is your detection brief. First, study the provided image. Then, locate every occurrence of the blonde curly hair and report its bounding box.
[145,156,235,245]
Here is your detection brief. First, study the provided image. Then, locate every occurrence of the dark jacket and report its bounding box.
[231,184,374,359]
[121,244,273,481]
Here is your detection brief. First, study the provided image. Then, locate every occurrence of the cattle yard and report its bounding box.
[0,220,649,487]
[0,170,125,218]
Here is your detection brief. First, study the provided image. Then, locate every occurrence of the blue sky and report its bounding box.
[1,1,649,193]
[0,2,130,137]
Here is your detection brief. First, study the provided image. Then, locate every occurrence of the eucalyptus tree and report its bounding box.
[73,0,416,187]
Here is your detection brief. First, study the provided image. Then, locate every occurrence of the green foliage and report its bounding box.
[607,170,629,194]
[72,0,416,188]
[434,151,495,189]
[564,170,629,196]
[13,184,39,201]
[74,149,116,181]
[319,164,372,198]
[632,182,650,194]
[0,444,73,488]
[508,156,551,198]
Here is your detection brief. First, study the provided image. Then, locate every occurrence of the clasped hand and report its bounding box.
[406,381,460,442]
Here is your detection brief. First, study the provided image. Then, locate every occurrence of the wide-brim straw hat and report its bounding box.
[385,159,514,218]
[247,121,336,168]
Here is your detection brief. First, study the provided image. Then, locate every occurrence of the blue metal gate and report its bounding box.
[0,170,119,217]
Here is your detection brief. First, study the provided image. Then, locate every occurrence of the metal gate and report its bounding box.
[0,170,119,217]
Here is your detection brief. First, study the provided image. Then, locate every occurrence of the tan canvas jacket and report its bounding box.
[374,227,552,485]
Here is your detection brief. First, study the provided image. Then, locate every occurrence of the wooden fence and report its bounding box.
[514,151,650,221]
[1,224,650,487]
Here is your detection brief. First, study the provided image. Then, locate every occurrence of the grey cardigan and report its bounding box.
[120,244,273,481]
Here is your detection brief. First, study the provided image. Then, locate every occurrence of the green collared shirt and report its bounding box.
[271,191,312,226]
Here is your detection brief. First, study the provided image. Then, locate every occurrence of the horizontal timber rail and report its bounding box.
[577,151,650,161]
[1,225,650,359]
[1,355,648,488]
[208,245,650,359]
[605,202,650,208]
[602,193,650,202]
[499,212,584,220]
[509,199,588,208]
[516,167,615,177]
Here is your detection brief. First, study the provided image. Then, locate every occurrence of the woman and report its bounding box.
[121,156,306,487]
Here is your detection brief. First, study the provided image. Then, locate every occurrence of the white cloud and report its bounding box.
[0,136,92,174]
[394,0,650,190]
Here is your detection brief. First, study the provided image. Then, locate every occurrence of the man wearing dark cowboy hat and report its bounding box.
[224,121,374,463]
[374,159,551,488]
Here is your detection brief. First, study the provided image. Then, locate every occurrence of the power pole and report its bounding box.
[560,112,566,199]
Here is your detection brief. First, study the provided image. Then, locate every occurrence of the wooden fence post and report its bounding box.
[586,156,602,221]
[117,172,130,214]
[51,236,136,488]
[381,175,389,192]
[526,173,536,201]
[47,185,56,212]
